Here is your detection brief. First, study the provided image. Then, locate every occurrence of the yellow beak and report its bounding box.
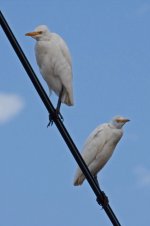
[116,118,130,123]
[25,31,41,37]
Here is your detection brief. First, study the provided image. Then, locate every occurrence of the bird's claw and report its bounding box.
[47,115,54,127]
[58,111,64,121]
[96,191,109,208]
[47,111,64,127]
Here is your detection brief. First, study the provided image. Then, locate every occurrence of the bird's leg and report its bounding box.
[47,87,64,127]
[94,176,109,207]
[55,86,64,120]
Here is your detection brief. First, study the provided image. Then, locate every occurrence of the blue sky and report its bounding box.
[0,1,150,225]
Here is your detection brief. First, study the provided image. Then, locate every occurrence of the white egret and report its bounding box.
[25,25,73,125]
[74,116,130,186]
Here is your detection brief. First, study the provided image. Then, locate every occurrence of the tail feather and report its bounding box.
[64,94,74,106]
[73,174,85,186]
[61,85,74,106]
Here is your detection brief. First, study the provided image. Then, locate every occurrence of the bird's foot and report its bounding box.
[58,111,64,121]
[96,191,109,208]
[47,113,54,127]
[47,111,64,127]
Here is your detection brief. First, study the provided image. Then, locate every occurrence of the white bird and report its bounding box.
[25,25,73,124]
[74,116,130,186]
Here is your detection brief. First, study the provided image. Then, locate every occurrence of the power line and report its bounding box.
[0,11,121,226]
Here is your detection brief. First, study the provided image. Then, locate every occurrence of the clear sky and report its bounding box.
[0,1,150,226]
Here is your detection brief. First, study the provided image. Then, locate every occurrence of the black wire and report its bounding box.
[0,10,121,226]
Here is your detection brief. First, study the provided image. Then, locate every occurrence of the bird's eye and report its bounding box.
[38,31,43,34]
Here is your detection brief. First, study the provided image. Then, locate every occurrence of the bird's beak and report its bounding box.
[116,118,130,123]
[122,118,130,123]
[25,31,41,37]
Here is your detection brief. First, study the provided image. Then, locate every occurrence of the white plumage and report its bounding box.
[74,116,130,186]
[25,25,73,111]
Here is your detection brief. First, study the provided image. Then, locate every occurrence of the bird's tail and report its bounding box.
[62,89,74,106]
[73,172,85,186]
[64,95,74,106]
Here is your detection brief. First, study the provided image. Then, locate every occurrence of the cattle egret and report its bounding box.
[25,25,73,125]
[74,116,130,186]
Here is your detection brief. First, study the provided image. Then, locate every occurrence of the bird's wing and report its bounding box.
[53,33,72,67]
[81,123,108,167]
[51,33,73,105]
[73,123,108,185]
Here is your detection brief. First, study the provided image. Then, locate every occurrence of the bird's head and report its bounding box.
[25,25,50,41]
[111,116,130,129]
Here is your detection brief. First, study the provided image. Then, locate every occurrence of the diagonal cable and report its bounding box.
[0,10,121,226]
